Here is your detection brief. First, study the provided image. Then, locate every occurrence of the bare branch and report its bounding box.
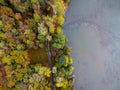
[43,0,56,15]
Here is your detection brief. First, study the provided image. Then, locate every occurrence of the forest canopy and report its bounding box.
[0,0,74,90]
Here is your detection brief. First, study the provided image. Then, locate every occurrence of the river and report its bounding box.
[63,0,120,90]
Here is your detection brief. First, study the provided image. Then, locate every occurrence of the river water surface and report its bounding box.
[63,0,120,90]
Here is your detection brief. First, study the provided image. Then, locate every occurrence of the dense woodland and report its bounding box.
[0,0,74,90]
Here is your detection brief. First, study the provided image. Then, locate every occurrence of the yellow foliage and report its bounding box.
[0,20,3,26]
[62,80,69,88]
[34,12,40,22]
[34,82,39,90]
[10,50,29,64]
[49,27,55,34]
[39,67,51,77]
[57,16,65,25]
[2,55,11,64]
[54,0,65,15]
[56,82,64,87]
[16,73,23,81]
[64,55,69,67]
[45,86,51,90]
[56,79,69,88]
[0,32,5,38]
[56,26,62,34]
[0,49,4,57]
[70,66,74,71]
[69,57,73,64]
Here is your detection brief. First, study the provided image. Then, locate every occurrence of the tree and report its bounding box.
[52,34,67,49]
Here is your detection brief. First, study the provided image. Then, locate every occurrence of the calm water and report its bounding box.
[63,0,120,90]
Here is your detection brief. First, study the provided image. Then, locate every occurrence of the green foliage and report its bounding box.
[37,35,46,43]
[34,64,41,72]
[52,34,66,49]
[26,40,31,45]
[0,40,5,47]
[11,28,19,35]
[56,55,66,67]
[16,44,25,50]
[60,65,74,75]
[56,55,73,67]
[0,0,7,5]
[9,0,31,12]
[31,0,38,3]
